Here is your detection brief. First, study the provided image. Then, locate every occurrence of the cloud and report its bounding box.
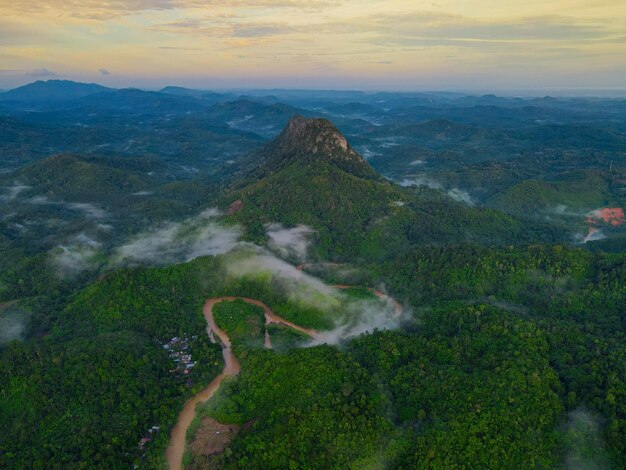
[224,247,403,344]
[158,46,202,50]
[225,246,341,312]
[0,304,28,344]
[51,233,102,277]
[99,68,111,75]
[399,177,474,205]
[308,295,402,345]
[266,223,314,262]
[66,202,107,218]
[232,23,294,38]
[26,68,56,77]
[447,188,474,205]
[362,13,613,44]
[113,208,240,265]
[399,176,442,190]
[0,182,30,202]
[562,408,612,470]
[1,0,337,20]
[29,197,107,218]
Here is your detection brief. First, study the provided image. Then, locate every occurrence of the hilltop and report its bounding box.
[0,80,112,102]
[252,115,380,180]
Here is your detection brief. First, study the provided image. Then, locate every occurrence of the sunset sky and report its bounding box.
[0,0,624,92]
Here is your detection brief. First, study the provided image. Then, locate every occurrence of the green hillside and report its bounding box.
[225,117,560,260]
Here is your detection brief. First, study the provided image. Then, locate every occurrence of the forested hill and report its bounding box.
[250,115,381,180]
[224,116,562,260]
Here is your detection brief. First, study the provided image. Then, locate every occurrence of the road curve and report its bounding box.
[166,297,318,470]
[166,287,402,469]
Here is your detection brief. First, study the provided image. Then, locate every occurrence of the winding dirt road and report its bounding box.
[166,288,403,469]
[166,297,318,470]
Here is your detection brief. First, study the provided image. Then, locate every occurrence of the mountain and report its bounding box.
[225,116,559,260]
[0,80,113,102]
[252,115,380,179]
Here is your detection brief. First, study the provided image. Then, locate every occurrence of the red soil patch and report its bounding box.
[225,199,243,215]
[587,207,625,227]
[190,418,239,457]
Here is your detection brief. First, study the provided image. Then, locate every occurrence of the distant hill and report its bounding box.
[3,154,155,201]
[159,86,207,97]
[74,88,206,115]
[0,80,113,102]
[159,86,235,103]
[204,99,312,137]
[225,117,559,260]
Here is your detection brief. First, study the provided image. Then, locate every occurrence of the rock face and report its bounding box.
[256,115,380,180]
[278,116,350,155]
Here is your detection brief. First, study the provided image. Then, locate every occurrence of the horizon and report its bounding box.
[4,78,626,99]
[1,1,624,93]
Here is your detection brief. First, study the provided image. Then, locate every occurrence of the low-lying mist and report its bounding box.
[44,204,404,343]
[51,233,102,278]
[112,208,240,266]
[399,176,475,205]
[561,407,613,470]
[266,223,315,262]
[224,242,403,344]
[0,303,28,344]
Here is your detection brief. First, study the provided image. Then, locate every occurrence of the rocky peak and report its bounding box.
[258,116,378,179]
[279,116,349,154]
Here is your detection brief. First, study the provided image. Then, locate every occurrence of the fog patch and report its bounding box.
[356,146,380,160]
[225,248,403,344]
[266,224,314,262]
[225,247,341,313]
[550,204,587,217]
[1,182,31,202]
[113,208,240,266]
[0,303,28,344]
[51,233,102,278]
[29,197,107,218]
[561,408,612,470]
[579,228,606,244]
[97,223,114,232]
[66,202,107,218]
[399,176,442,190]
[399,177,473,205]
[308,295,402,346]
[447,188,474,205]
[180,165,199,174]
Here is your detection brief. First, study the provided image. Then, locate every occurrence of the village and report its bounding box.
[163,332,199,380]
[134,333,200,457]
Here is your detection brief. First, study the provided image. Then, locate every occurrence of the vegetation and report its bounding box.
[213,299,266,355]
[1,86,624,469]
[194,346,394,470]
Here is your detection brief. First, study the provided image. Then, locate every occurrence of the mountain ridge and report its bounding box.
[0,80,113,102]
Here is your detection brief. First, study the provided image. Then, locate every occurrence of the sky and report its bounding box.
[0,0,625,92]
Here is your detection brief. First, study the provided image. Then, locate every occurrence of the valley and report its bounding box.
[0,80,624,470]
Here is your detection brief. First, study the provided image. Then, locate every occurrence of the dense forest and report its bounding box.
[1,82,625,469]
